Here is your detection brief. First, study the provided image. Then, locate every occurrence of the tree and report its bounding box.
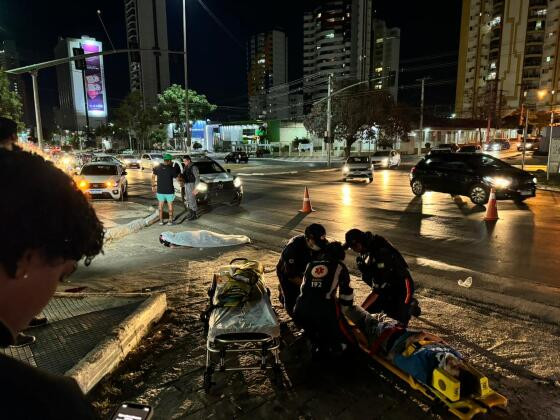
[0,68,23,126]
[114,91,158,151]
[377,105,413,148]
[304,80,393,156]
[157,84,217,147]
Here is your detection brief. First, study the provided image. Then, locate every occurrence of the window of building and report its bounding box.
[536,20,543,29]
[490,62,496,69]
[376,38,383,43]
[325,32,335,39]
[317,12,321,18]
[375,67,383,73]
[547,56,552,62]
[257,58,265,64]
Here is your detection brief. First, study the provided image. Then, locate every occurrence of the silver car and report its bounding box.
[342,156,374,182]
[140,153,164,170]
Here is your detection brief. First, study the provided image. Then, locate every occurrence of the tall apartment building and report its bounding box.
[124,0,170,106]
[456,0,560,119]
[303,0,374,109]
[247,30,290,120]
[372,19,400,101]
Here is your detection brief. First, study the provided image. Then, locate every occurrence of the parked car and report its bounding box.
[117,154,141,168]
[172,156,243,206]
[430,143,458,153]
[370,150,401,168]
[483,139,511,151]
[342,156,374,182]
[224,151,248,163]
[409,152,536,204]
[76,163,128,200]
[140,153,164,170]
[517,139,540,151]
[457,144,482,153]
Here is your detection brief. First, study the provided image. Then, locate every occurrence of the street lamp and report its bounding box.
[547,90,555,181]
[182,0,190,151]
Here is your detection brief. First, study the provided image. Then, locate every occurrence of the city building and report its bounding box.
[303,0,374,109]
[455,0,560,119]
[372,19,400,101]
[54,36,108,131]
[124,0,170,106]
[247,30,290,120]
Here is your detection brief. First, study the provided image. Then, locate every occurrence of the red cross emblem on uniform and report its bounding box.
[315,267,325,275]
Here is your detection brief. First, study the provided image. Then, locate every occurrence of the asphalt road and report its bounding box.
[86,154,560,315]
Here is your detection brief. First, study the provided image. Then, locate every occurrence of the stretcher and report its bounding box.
[202,258,282,392]
[341,315,508,420]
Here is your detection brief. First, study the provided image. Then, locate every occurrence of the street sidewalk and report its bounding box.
[92,201,158,242]
[1,293,166,393]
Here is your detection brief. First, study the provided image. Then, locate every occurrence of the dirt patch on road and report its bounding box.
[87,246,560,419]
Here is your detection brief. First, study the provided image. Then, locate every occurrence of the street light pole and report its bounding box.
[326,73,333,168]
[522,105,529,170]
[183,0,190,152]
[30,70,43,149]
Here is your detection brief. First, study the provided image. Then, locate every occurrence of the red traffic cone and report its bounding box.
[484,188,499,221]
[299,186,315,213]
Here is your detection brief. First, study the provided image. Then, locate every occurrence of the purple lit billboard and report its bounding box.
[82,42,105,114]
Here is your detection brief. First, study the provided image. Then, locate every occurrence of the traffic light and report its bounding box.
[73,48,86,71]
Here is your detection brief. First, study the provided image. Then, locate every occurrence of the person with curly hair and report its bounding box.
[0,116,19,151]
[0,149,105,419]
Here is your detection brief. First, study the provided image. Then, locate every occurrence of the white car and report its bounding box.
[370,150,401,168]
[140,153,164,170]
[91,154,123,167]
[76,163,128,200]
[342,156,374,182]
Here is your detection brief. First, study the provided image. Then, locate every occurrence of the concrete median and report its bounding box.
[105,208,159,243]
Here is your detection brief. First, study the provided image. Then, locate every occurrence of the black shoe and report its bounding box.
[10,333,36,348]
[410,299,422,318]
[28,316,48,328]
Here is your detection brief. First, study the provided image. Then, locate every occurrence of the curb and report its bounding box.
[537,185,560,192]
[65,292,167,394]
[105,208,159,242]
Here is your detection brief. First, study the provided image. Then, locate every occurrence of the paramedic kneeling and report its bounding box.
[276,223,327,317]
[344,229,419,326]
[293,242,353,357]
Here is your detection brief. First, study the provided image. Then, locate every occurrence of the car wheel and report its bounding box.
[123,185,129,199]
[469,184,489,205]
[411,179,425,196]
[368,177,373,183]
[343,178,347,182]
[514,196,528,203]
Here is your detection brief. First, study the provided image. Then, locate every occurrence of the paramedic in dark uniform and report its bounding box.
[293,241,353,356]
[276,223,327,318]
[343,228,419,326]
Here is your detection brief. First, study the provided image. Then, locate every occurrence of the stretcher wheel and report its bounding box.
[203,366,214,393]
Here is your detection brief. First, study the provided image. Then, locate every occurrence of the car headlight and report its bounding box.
[492,144,500,150]
[78,180,88,190]
[532,177,537,184]
[483,176,511,189]
[233,177,242,188]
[196,182,208,193]
[382,158,389,166]
[106,180,118,188]
[342,165,350,174]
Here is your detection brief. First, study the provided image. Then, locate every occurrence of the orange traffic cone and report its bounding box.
[299,186,315,213]
[484,188,499,221]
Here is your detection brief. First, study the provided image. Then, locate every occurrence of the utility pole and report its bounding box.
[326,74,333,167]
[183,0,190,152]
[547,90,555,181]
[30,71,43,149]
[417,77,429,157]
[81,66,90,151]
[522,105,529,170]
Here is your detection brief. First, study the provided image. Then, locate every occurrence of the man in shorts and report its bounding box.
[152,153,179,225]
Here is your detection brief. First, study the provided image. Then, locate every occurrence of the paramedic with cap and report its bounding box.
[344,228,419,325]
[293,241,353,357]
[276,223,327,318]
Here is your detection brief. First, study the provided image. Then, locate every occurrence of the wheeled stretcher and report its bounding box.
[341,314,508,420]
[202,258,282,392]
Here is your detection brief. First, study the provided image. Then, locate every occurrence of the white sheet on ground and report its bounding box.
[160,230,251,247]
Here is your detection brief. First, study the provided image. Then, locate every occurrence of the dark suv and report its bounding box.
[409,153,536,204]
[224,151,248,163]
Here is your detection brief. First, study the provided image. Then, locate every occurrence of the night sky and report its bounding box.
[0,0,461,124]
